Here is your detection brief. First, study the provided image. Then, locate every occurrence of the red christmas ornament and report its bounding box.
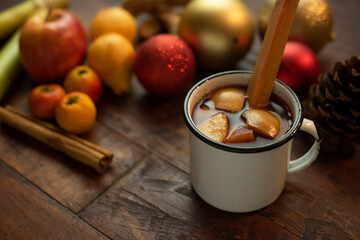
[277,41,321,99]
[134,34,196,97]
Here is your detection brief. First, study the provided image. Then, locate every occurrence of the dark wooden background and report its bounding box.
[1,0,359,239]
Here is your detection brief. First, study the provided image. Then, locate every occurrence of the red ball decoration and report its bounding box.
[134,34,196,97]
[277,41,321,99]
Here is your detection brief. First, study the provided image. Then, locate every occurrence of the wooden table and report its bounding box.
[1,0,359,239]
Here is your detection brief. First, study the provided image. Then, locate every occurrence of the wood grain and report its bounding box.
[0,121,148,213]
[0,160,109,239]
[0,0,359,239]
[97,80,191,173]
[81,154,299,239]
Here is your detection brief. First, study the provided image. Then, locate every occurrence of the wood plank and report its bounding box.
[0,77,148,213]
[259,150,360,240]
[98,80,191,173]
[0,121,148,213]
[0,160,108,239]
[81,154,298,239]
[0,0,359,239]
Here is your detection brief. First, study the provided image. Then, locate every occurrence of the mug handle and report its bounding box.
[288,118,322,173]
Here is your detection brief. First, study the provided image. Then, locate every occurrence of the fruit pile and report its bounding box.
[18,4,138,134]
[0,0,325,136]
[0,0,198,135]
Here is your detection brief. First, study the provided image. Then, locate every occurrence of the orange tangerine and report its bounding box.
[90,7,137,42]
[63,65,103,103]
[55,91,96,135]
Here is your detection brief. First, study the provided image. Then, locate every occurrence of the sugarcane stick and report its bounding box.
[0,29,21,102]
[0,0,69,41]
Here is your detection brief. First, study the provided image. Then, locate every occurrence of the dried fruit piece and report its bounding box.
[211,87,245,112]
[226,126,255,143]
[196,112,229,143]
[243,109,280,139]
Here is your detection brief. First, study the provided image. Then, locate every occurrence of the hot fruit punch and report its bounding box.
[192,86,294,147]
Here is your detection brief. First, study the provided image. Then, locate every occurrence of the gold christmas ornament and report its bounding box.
[179,0,254,71]
[258,0,335,52]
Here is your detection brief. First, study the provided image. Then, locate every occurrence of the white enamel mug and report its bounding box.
[184,71,321,212]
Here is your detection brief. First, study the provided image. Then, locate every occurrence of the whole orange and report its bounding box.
[90,7,137,42]
[63,65,102,103]
[55,92,96,135]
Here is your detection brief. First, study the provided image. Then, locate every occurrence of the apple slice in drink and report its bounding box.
[225,126,255,143]
[242,109,280,139]
[196,112,229,143]
[211,87,245,112]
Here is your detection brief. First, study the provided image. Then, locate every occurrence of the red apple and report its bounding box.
[19,8,87,83]
[28,84,66,120]
[134,34,196,97]
[63,65,102,103]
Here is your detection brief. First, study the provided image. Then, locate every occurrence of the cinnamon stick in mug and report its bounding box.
[247,0,299,108]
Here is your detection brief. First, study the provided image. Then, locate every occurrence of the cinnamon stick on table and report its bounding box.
[247,0,299,108]
[0,105,113,173]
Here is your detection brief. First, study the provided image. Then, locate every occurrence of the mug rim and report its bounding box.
[183,70,304,153]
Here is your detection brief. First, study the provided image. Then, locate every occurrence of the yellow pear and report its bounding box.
[87,33,135,95]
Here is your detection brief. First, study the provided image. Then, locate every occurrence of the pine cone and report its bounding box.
[303,56,360,154]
